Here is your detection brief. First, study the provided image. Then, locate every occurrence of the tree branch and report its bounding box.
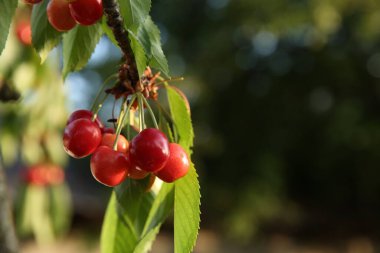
[0,147,19,253]
[103,0,140,89]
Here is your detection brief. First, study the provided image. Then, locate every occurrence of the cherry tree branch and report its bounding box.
[103,0,140,89]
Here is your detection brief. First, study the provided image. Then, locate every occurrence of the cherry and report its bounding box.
[155,143,190,183]
[69,0,103,26]
[67,110,103,130]
[129,128,170,172]
[45,164,65,185]
[100,133,129,153]
[63,118,102,158]
[24,165,47,186]
[102,127,115,134]
[128,162,149,179]
[90,146,129,187]
[16,21,32,46]
[47,0,76,32]
[24,0,43,4]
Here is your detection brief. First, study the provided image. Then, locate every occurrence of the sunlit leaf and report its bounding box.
[101,193,139,253]
[117,0,151,30]
[135,16,169,76]
[0,0,17,56]
[62,24,102,78]
[166,86,193,151]
[31,0,62,62]
[174,163,200,253]
[167,85,200,253]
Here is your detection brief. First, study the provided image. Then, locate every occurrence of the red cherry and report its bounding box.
[24,165,47,186]
[47,0,76,32]
[69,0,103,26]
[129,128,170,172]
[128,163,149,179]
[63,118,102,158]
[24,0,43,4]
[100,133,129,153]
[102,127,115,134]
[155,143,190,183]
[90,146,129,187]
[16,21,32,46]
[45,164,65,185]
[67,110,103,130]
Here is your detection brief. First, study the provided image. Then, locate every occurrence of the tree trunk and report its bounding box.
[0,147,19,253]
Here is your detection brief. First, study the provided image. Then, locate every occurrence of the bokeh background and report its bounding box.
[2,0,380,252]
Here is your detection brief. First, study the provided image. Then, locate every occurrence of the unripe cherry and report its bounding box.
[63,118,102,158]
[47,0,77,32]
[155,143,190,183]
[100,133,129,153]
[90,146,129,187]
[69,0,103,26]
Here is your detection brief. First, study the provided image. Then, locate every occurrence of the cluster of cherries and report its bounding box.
[23,164,65,186]
[63,109,190,187]
[25,0,103,32]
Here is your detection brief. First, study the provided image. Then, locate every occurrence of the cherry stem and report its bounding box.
[139,94,159,129]
[113,98,127,150]
[138,93,145,132]
[154,77,185,86]
[113,95,137,150]
[90,74,117,113]
[91,94,109,122]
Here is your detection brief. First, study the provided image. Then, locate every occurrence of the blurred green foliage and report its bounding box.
[149,0,380,243]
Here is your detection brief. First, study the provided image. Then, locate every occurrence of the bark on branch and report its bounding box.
[103,0,140,89]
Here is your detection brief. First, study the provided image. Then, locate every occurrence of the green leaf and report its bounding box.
[142,183,174,235]
[133,226,160,253]
[62,24,102,78]
[101,193,139,253]
[117,0,151,30]
[174,163,200,253]
[101,16,118,47]
[135,183,174,253]
[0,0,17,57]
[114,177,154,235]
[166,86,194,151]
[135,17,169,76]
[31,0,62,62]
[129,34,148,77]
[167,85,200,253]
[101,181,174,253]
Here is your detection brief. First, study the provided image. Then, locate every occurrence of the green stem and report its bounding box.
[138,93,145,131]
[140,95,159,129]
[91,94,109,122]
[113,98,127,150]
[90,74,117,112]
[113,95,137,149]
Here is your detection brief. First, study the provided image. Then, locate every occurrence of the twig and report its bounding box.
[103,0,140,89]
